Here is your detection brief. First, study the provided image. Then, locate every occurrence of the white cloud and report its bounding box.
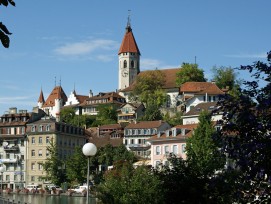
[140,58,163,70]
[54,39,119,56]
[0,96,33,104]
[224,52,267,59]
[96,55,114,62]
[140,58,178,70]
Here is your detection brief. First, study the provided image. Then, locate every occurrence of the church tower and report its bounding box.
[118,14,141,90]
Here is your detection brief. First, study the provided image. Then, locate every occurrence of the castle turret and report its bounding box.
[38,89,45,109]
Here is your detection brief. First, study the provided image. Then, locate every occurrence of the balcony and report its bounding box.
[3,145,19,151]
[0,158,18,163]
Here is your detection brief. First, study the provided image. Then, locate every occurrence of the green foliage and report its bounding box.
[211,66,241,96]
[97,144,137,167]
[42,140,65,185]
[216,51,271,202]
[97,161,163,204]
[176,63,206,86]
[139,100,163,121]
[65,146,88,185]
[186,110,225,177]
[163,111,183,126]
[0,1,15,48]
[130,70,166,106]
[96,104,118,125]
[60,107,96,128]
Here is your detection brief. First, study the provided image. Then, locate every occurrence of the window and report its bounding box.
[31,150,35,157]
[31,126,36,132]
[156,146,161,155]
[130,139,134,144]
[208,96,211,102]
[138,139,141,144]
[213,96,216,101]
[39,125,43,132]
[31,163,35,170]
[31,176,35,181]
[46,136,50,144]
[38,150,42,157]
[20,139,24,146]
[123,60,127,68]
[164,146,169,155]
[6,175,10,181]
[39,137,42,144]
[38,163,43,170]
[14,174,17,181]
[181,144,186,153]
[21,127,25,134]
[31,137,35,144]
[203,96,206,102]
[155,161,161,168]
[46,150,49,157]
[173,145,178,155]
[131,60,134,68]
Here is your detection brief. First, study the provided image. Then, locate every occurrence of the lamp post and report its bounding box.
[0,166,4,194]
[82,143,97,204]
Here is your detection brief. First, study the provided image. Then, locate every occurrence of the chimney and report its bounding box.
[9,107,17,114]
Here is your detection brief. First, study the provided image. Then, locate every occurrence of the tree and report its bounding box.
[97,161,163,204]
[186,110,225,177]
[42,140,65,185]
[60,107,96,128]
[60,107,75,124]
[139,100,163,121]
[0,0,15,48]
[96,104,118,125]
[129,69,166,107]
[216,51,271,202]
[176,63,206,86]
[211,66,241,96]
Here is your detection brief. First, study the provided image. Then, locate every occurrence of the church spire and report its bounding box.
[118,11,140,55]
[38,88,45,103]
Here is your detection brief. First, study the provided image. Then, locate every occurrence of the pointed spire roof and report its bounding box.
[38,89,45,103]
[43,86,68,107]
[118,18,140,55]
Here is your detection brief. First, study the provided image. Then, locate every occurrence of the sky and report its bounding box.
[0,0,270,114]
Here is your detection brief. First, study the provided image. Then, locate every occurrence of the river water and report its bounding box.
[1,194,97,204]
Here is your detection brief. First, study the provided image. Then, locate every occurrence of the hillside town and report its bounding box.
[1,16,271,203]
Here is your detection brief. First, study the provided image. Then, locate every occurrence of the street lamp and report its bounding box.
[82,143,97,204]
[0,166,5,194]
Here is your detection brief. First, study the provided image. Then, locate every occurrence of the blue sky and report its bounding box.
[0,1,270,114]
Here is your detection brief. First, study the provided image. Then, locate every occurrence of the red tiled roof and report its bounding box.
[80,92,125,106]
[121,68,180,92]
[118,25,140,55]
[148,124,198,141]
[38,89,45,103]
[180,82,225,95]
[43,86,67,108]
[125,120,166,129]
[86,128,123,148]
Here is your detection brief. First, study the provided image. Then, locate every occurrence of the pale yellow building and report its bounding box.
[26,116,86,188]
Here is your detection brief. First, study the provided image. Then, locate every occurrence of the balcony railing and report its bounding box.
[0,158,18,163]
[3,145,19,151]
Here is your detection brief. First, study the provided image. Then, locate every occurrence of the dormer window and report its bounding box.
[46,125,50,131]
[31,126,36,132]
[39,125,43,132]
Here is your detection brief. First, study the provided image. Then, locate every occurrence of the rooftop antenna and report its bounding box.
[59,76,62,86]
[127,10,131,27]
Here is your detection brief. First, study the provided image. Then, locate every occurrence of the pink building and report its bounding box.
[148,124,197,168]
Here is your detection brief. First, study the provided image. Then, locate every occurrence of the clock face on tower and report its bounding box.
[122,70,129,77]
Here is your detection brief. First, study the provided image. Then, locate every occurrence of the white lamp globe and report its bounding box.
[0,167,4,173]
[82,143,97,156]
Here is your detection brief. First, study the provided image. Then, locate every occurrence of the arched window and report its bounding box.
[131,60,134,68]
[124,60,127,68]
